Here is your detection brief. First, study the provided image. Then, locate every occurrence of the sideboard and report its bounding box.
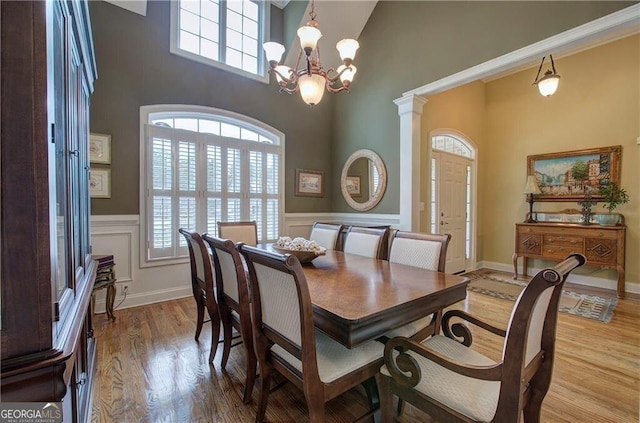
[513,222,626,298]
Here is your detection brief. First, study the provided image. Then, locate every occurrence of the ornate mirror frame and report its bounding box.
[341,149,387,212]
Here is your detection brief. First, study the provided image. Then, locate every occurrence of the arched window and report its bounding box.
[140,105,284,264]
[432,134,474,158]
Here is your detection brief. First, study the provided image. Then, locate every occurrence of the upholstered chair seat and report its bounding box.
[381,334,500,421]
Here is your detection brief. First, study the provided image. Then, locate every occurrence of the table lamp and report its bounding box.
[523,175,542,223]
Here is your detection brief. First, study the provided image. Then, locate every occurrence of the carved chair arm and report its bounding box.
[442,310,507,347]
[383,336,503,390]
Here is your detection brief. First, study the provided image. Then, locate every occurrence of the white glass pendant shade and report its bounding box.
[274,65,292,84]
[537,73,560,96]
[263,42,285,65]
[337,64,357,84]
[336,39,359,62]
[297,26,322,54]
[298,73,326,106]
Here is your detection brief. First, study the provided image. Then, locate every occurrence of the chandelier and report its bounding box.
[262,0,359,106]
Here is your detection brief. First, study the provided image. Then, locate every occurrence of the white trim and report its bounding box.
[91,214,139,227]
[480,260,640,296]
[402,4,640,98]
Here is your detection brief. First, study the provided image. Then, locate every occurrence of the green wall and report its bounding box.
[332,1,636,213]
[89,0,333,214]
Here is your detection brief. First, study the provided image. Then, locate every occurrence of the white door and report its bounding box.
[437,152,471,274]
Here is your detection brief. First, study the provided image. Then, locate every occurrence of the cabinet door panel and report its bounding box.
[517,234,542,255]
[585,238,617,265]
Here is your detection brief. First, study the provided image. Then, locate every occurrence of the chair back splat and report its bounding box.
[218,221,258,246]
[343,226,389,259]
[203,234,257,404]
[380,253,586,423]
[240,244,384,423]
[178,229,221,364]
[309,222,344,251]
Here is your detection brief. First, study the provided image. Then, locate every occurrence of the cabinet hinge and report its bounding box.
[54,302,60,322]
[50,123,55,144]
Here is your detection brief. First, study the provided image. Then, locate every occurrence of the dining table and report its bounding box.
[259,245,470,349]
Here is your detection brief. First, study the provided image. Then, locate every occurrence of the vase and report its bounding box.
[596,214,619,226]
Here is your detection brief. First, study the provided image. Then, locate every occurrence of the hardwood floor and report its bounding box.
[91,280,639,422]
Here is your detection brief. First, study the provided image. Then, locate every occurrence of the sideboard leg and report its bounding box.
[512,254,519,279]
[616,265,625,299]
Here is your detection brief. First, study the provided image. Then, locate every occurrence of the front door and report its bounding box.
[437,151,471,274]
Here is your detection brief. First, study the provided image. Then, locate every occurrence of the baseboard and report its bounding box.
[94,286,192,314]
[479,260,639,296]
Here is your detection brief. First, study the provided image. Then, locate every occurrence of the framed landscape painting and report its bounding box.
[527,145,621,202]
[295,169,324,197]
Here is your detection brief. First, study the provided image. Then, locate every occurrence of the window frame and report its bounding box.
[169,0,270,83]
[139,104,285,267]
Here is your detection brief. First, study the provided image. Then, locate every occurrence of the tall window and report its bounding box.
[140,106,284,264]
[170,0,268,81]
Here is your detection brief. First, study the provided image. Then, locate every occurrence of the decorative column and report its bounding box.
[394,94,427,231]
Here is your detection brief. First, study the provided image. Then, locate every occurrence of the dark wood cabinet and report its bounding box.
[1,1,98,421]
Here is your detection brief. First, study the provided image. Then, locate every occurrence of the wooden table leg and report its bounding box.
[617,265,625,299]
[512,253,519,279]
[106,283,116,321]
[361,377,381,423]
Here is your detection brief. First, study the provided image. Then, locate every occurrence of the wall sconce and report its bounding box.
[533,55,560,96]
[523,175,542,223]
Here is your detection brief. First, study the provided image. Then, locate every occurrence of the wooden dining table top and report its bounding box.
[259,246,469,348]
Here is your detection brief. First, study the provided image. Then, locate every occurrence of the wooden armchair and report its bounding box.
[309,222,344,250]
[240,244,384,423]
[178,229,221,363]
[218,221,258,246]
[383,231,452,341]
[204,235,256,404]
[380,253,587,423]
[343,226,389,259]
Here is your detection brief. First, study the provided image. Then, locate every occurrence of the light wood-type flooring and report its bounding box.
[91,274,639,422]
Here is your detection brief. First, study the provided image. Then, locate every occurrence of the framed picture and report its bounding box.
[89,133,111,164]
[345,176,361,195]
[90,168,111,198]
[295,169,324,197]
[527,145,621,202]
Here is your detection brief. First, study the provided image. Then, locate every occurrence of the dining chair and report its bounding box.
[203,234,257,404]
[218,221,258,246]
[239,244,385,423]
[178,228,221,363]
[379,253,587,423]
[309,222,344,250]
[382,231,451,341]
[342,225,389,259]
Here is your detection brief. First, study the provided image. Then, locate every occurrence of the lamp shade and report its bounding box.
[297,25,322,54]
[523,175,542,194]
[336,39,359,62]
[537,73,560,96]
[298,73,326,106]
[263,42,285,65]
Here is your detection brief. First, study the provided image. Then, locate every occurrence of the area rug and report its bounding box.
[462,269,617,323]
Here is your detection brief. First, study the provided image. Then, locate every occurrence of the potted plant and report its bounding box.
[597,182,629,226]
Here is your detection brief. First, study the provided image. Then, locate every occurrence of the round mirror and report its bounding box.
[341,149,387,212]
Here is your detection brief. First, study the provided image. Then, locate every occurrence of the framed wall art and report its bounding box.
[527,145,621,202]
[89,132,111,164]
[345,176,361,195]
[90,168,111,198]
[295,169,324,197]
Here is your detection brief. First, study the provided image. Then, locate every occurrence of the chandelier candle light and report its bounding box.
[262,0,359,106]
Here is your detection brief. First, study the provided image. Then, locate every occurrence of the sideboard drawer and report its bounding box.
[544,235,583,247]
[542,245,581,260]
